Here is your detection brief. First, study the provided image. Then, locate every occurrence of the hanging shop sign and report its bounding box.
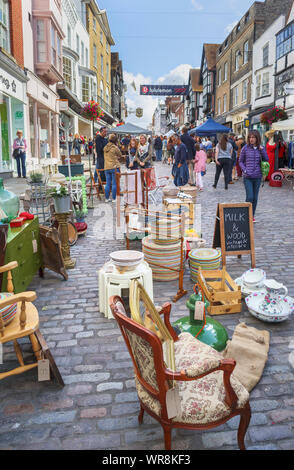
[244,118,251,129]
[136,107,143,118]
[213,203,256,268]
[140,85,188,96]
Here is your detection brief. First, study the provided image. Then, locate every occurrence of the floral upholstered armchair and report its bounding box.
[109,280,251,450]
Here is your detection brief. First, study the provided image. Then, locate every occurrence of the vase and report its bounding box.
[54,195,71,214]
[0,178,20,219]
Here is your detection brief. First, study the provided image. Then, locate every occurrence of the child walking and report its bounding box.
[194,144,207,191]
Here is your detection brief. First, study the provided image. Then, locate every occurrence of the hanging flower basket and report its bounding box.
[81,101,104,122]
[260,106,288,125]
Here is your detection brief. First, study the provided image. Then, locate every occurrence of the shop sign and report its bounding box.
[15,111,24,120]
[140,85,188,96]
[0,74,17,93]
[244,118,250,128]
[0,68,26,103]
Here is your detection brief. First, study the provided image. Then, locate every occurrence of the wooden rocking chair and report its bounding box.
[109,280,251,450]
[0,262,64,385]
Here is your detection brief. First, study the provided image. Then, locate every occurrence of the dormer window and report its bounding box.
[236,23,241,33]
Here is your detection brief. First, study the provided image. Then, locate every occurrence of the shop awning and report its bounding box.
[272,117,294,131]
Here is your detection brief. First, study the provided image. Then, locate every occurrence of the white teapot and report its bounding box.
[261,279,288,314]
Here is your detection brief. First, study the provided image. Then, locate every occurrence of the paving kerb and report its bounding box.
[1,161,294,450]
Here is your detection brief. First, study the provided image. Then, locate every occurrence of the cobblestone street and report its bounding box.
[1,162,294,451]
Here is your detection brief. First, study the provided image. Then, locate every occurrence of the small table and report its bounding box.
[98,261,153,319]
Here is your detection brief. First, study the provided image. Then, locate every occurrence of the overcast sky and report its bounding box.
[99,0,254,127]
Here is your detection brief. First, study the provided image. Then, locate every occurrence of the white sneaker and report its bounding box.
[105,198,111,203]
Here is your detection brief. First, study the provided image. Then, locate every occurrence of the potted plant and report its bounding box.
[74,209,87,223]
[260,106,288,126]
[48,185,71,214]
[28,172,44,184]
[81,100,104,122]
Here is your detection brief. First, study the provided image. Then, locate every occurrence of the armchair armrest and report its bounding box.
[0,261,18,274]
[0,291,37,309]
[165,358,238,411]
[156,303,179,342]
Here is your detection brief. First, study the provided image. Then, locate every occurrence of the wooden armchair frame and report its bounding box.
[110,295,251,450]
[0,262,64,386]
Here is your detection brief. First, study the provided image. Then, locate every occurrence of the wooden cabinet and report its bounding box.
[1,218,42,293]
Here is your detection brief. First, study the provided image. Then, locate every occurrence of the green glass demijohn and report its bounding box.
[173,289,229,352]
[0,178,20,219]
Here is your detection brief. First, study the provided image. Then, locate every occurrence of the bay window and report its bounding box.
[63,57,72,89]
[82,76,90,102]
[36,20,46,62]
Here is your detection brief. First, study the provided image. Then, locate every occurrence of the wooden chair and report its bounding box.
[109,281,251,450]
[0,262,64,385]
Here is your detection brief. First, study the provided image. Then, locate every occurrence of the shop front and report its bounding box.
[26,71,59,164]
[231,109,250,137]
[250,110,270,146]
[0,52,28,179]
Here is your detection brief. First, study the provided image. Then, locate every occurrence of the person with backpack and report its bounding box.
[239,130,269,222]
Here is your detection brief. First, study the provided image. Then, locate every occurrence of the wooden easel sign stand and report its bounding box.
[212,203,256,268]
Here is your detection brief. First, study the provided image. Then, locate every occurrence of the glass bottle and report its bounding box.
[0,178,20,219]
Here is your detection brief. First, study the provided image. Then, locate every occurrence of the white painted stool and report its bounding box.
[98,261,153,319]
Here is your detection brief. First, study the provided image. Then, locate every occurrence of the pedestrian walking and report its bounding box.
[103,134,123,202]
[239,130,269,222]
[172,134,189,187]
[228,133,238,184]
[167,136,175,165]
[154,135,163,162]
[134,134,152,169]
[94,127,108,183]
[73,134,81,155]
[181,126,196,185]
[162,136,168,163]
[194,144,207,191]
[68,133,73,155]
[213,134,233,190]
[13,130,27,178]
[235,135,245,179]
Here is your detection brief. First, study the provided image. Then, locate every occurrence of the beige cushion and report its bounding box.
[133,332,249,425]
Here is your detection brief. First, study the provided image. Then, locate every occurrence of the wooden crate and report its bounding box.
[197,267,242,316]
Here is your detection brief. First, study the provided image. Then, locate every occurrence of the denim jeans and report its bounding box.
[105,168,118,200]
[15,152,26,177]
[243,177,262,216]
[155,149,162,161]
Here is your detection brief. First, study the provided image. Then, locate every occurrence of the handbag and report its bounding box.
[12,148,21,158]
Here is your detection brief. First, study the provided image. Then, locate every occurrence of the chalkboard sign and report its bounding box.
[213,203,255,267]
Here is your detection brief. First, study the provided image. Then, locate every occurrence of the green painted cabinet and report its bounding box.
[1,218,42,293]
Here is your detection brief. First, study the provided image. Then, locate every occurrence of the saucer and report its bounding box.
[234,277,266,298]
[245,292,294,323]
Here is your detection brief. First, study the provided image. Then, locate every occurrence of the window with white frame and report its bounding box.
[81,76,90,102]
[67,24,71,49]
[101,54,103,75]
[233,86,239,106]
[242,79,248,102]
[263,43,269,67]
[81,41,84,66]
[85,48,88,68]
[106,87,109,105]
[262,72,270,96]
[36,20,46,62]
[76,34,79,54]
[224,62,228,81]
[243,41,249,64]
[63,56,72,89]
[218,68,222,86]
[0,0,10,52]
[51,24,57,68]
[223,93,227,112]
[93,18,96,32]
[235,50,240,71]
[57,35,62,72]
[100,80,104,100]
[93,44,97,68]
[256,74,262,98]
[100,31,103,44]
[106,62,109,82]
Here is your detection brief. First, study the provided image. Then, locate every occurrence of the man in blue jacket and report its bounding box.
[181,126,196,185]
